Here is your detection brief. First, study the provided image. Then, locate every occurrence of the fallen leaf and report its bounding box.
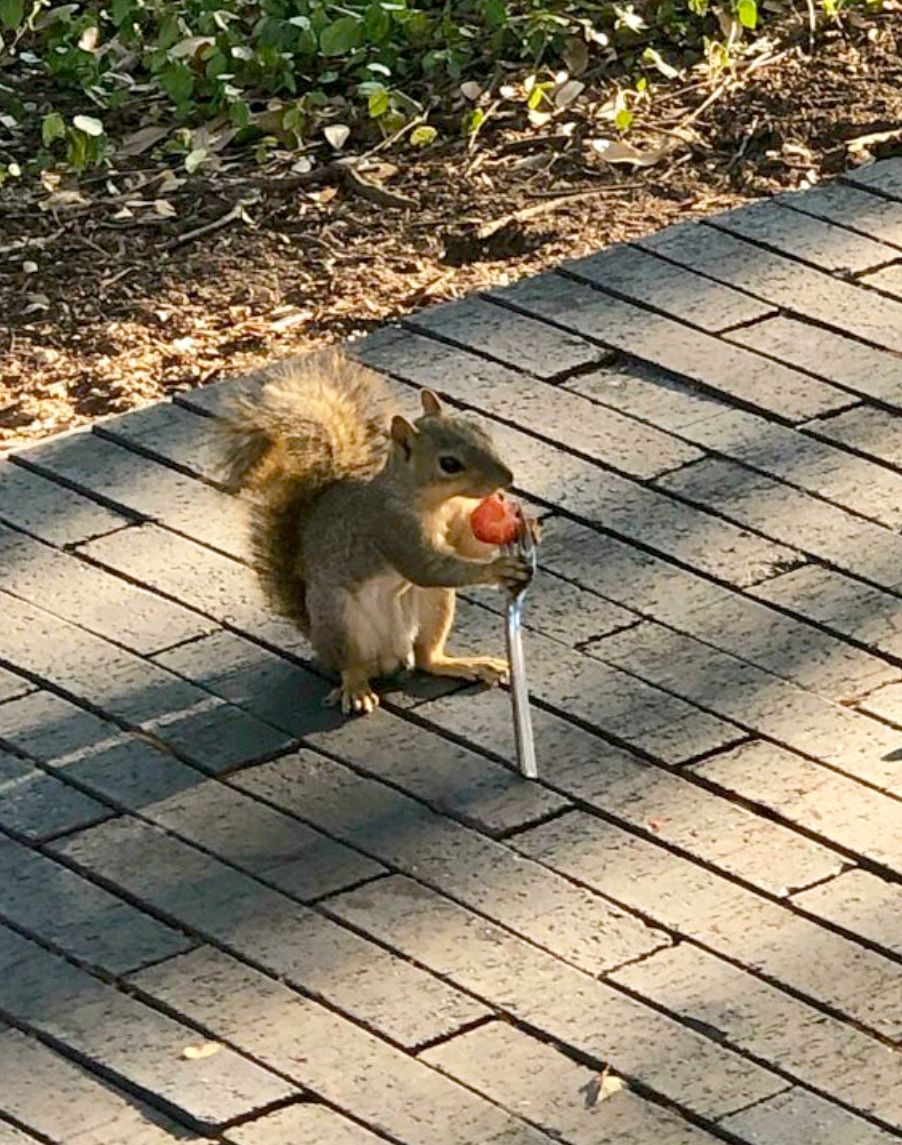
[154,199,177,217]
[184,148,207,174]
[324,123,350,150]
[181,1042,221,1061]
[170,36,215,59]
[73,115,104,137]
[581,1065,626,1108]
[562,36,589,75]
[554,79,585,109]
[643,46,680,78]
[460,81,483,101]
[590,138,675,166]
[78,25,99,51]
[22,261,38,274]
[528,109,553,128]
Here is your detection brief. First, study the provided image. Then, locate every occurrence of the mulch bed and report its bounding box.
[1,11,900,454]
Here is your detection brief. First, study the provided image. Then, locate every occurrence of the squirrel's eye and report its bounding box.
[439,455,465,475]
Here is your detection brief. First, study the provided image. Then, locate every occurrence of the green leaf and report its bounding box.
[614,106,633,131]
[41,111,66,146]
[480,0,508,28]
[737,0,758,27]
[157,62,195,106]
[410,124,437,146]
[73,114,104,137]
[526,83,551,111]
[465,107,485,135]
[0,0,24,30]
[319,15,362,56]
[368,87,391,117]
[365,2,391,42]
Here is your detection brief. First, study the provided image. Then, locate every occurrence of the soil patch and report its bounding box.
[1,14,900,454]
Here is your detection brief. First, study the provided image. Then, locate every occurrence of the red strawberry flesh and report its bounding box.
[470,493,520,545]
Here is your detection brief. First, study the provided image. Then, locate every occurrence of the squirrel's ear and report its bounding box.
[420,389,442,417]
[390,415,417,459]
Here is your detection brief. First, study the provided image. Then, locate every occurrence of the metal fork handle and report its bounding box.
[504,514,538,779]
[506,589,538,779]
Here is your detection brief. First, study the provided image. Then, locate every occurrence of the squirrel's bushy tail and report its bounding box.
[219,348,389,629]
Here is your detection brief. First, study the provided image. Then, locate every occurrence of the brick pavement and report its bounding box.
[1,161,901,1143]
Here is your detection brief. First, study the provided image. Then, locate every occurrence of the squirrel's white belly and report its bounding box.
[345,573,419,676]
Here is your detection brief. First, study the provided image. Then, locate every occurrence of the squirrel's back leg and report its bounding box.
[414,588,509,686]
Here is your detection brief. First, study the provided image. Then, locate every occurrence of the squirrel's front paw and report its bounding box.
[489,553,532,591]
[325,681,381,716]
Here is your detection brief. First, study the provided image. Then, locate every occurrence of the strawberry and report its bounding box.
[470,493,521,545]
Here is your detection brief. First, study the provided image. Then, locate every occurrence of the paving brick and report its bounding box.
[238,748,667,973]
[657,456,902,592]
[0,1121,42,1145]
[749,563,902,661]
[405,294,606,378]
[97,401,230,487]
[416,688,843,896]
[80,523,309,654]
[21,432,248,559]
[727,315,902,408]
[537,518,893,704]
[0,600,293,771]
[357,330,797,586]
[157,628,566,835]
[690,740,902,875]
[325,875,784,1118]
[709,198,899,273]
[487,272,849,421]
[0,1029,210,1145]
[144,778,385,901]
[0,458,127,546]
[53,816,486,1048]
[857,680,902,724]
[843,157,902,198]
[421,1020,723,1144]
[513,811,902,1038]
[0,834,192,974]
[0,669,33,705]
[466,570,639,646]
[131,945,555,1145]
[803,403,902,468]
[587,621,902,789]
[792,870,902,958]
[567,368,902,530]
[0,926,295,1132]
[0,747,112,842]
[363,322,700,480]
[0,524,213,655]
[776,179,902,248]
[225,1103,384,1145]
[720,1086,900,1145]
[860,261,902,299]
[561,241,775,331]
[1,689,384,902]
[609,943,902,1128]
[640,220,902,354]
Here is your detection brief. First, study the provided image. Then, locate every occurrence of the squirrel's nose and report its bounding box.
[498,465,514,490]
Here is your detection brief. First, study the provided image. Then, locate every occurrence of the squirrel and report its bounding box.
[219,348,533,715]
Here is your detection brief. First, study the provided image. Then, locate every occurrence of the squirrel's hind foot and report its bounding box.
[420,654,510,688]
[325,670,381,716]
